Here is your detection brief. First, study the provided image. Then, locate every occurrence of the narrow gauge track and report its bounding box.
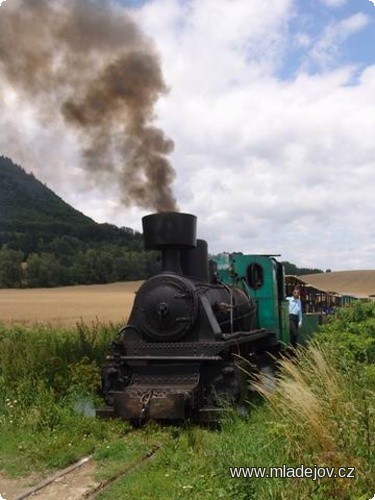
[15,430,173,500]
[85,443,162,499]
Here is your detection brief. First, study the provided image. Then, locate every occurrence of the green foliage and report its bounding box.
[98,304,375,499]
[0,406,128,475]
[0,321,116,394]
[0,321,116,432]
[282,260,323,276]
[0,246,24,287]
[0,321,128,475]
[317,301,375,383]
[80,248,116,284]
[25,252,61,287]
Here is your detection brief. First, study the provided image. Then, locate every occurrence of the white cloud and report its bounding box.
[308,13,370,69]
[295,32,312,49]
[319,0,348,7]
[1,0,374,270]
[132,1,375,270]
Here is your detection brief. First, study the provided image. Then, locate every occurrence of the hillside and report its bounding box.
[301,270,375,299]
[0,156,161,288]
[0,156,143,254]
[0,156,95,228]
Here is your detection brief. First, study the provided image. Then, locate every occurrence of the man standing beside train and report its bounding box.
[286,287,303,348]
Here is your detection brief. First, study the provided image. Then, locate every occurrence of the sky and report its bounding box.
[0,0,375,270]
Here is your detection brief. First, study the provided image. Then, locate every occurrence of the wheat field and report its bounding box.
[0,281,143,326]
[2,270,374,326]
[301,270,375,298]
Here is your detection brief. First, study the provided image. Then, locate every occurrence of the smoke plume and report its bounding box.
[0,0,178,212]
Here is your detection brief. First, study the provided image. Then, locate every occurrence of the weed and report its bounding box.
[0,321,125,475]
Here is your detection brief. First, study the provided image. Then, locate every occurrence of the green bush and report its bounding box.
[0,321,117,422]
[0,321,128,475]
[317,301,375,387]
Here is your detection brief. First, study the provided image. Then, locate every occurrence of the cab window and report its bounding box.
[246,263,264,290]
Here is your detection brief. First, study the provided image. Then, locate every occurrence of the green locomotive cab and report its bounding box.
[212,253,291,347]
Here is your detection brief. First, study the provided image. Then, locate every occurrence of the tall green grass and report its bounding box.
[0,320,128,475]
[97,302,375,499]
[212,302,375,499]
[317,300,375,387]
[0,320,116,393]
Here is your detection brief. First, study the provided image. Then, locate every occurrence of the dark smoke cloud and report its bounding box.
[0,0,178,212]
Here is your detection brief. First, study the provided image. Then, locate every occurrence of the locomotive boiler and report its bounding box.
[98,212,284,424]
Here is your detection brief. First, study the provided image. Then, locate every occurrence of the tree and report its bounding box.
[80,249,116,284]
[0,247,24,288]
[26,253,61,288]
[112,251,147,281]
[282,261,323,276]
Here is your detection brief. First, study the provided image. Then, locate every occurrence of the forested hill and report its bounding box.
[0,156,142,252]
[0,156,94,227]
[0,156,159,288]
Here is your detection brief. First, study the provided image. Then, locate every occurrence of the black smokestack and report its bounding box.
[0,0,178,212]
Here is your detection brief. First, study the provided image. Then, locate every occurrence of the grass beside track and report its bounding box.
[96,302,375,499]
[0,302,374,499]
[0,321,125,476]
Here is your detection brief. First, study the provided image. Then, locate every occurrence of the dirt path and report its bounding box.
[1,473,30,500]
[0,461,99,500]
[1,438,166,500]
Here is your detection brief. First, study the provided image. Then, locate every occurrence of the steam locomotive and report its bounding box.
[97,212,294,424]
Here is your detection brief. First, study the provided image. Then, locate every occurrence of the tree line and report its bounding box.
[281,261,324,276]
[0,245,160,288]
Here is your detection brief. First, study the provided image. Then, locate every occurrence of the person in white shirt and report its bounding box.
[286,287,303,348]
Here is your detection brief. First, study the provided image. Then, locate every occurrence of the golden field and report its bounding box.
[1,271,374,326]
[301,270,375,299]
[0,281,143,326]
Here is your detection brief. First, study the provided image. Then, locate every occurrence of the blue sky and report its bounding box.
[121,0,375,78]
[1,0,374,270]
[283,0,375,77]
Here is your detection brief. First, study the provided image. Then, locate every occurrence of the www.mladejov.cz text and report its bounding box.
[229,465,356,481]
